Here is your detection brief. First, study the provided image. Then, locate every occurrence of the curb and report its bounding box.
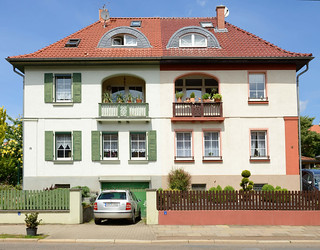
[1,238,320,244]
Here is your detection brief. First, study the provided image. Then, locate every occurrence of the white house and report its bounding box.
[7,6,312,194]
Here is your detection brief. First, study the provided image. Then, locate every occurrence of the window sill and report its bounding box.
[250,157,270,163]
[248,98,269,105]
[53,160,74,164]
[100,160,120,164]
[52,102,74,106]
[203,157,223,163]
[174,157,194,163]
[128,160,148,164]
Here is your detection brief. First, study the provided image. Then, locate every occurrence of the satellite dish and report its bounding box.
[101,9,110,21]
[224,7,229,18]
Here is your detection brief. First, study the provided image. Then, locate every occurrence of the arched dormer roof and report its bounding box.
[97,26,152,48]
[166,26,220,49]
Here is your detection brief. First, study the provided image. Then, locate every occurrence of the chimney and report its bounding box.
[216,5,226,30]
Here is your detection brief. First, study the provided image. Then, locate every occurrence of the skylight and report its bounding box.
[200,22,214,28]
[65,39,81,47]
[130,21,141,27]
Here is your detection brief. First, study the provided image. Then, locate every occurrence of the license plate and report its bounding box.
[104,202,119,208]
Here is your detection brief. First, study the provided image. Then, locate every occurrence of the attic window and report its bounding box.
[130,21,141,27]
[200,22,213,28]
[179,33,207,48]
[112,34,137,46]
[65,39,81,47]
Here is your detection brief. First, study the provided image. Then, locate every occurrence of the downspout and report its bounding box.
[12,67,25,188]
[296,63,309,190]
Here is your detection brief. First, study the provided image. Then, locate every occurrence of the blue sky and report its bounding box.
[0,0,319,124]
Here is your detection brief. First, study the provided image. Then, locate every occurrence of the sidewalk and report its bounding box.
[1,221,320,244]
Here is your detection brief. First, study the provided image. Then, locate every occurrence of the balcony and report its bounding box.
[98,103,150,123]
[172,102,224,123]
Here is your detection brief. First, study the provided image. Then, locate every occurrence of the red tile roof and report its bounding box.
[8,17,312,60]
[310,125,320,134]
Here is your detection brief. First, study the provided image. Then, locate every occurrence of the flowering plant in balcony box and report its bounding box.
[213,93,222,102]
[116,93,124,103]
[189,92,195,103]
[175,91,184,102]
[202,93,211,102]
[136,94,142,103]
[102,91,112,103]
[126,93,133,103]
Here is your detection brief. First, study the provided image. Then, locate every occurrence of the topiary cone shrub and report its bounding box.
[168,168,191,191]
[240,170,254,191]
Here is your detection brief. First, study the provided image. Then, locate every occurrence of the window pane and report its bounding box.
[194,34,206,47]
[176,132,192,158]
[180,34,192,47]
[251,131,267,157]
[56,133,71,159]
[125,35,137,45]
[56,76,72,101]
[204,132,219,157]
[249,74,265,99]
[131,133,146,159]
[175,79,183,86]
[103,133,118,159]
[186,79,202,86]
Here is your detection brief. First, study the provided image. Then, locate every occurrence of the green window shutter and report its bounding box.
[148,130,157,161]
[91,131,101,161]
[73,131,82,161]
[72,73,81,103]
[45,131,54,161]
[44,73,53,103]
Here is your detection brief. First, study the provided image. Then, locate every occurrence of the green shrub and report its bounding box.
[223,185,235,191]
[209,187,217,192]
[240,170,254,191]
[216,185,222,191]
[261,184,274,192]
[72,186,90,198]
[157,188,163,192]
[168,168,191,191]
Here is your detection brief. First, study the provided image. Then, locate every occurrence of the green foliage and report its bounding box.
[240,170,254,191]
[0,107,6,146]
[72,186,90,198]
[168,168,191,191]
[189,92,195,98]
[202,93,210,100]
[0,184,22,190]
[213,93,222,100]
[157,188,163,192]
[300,116,320,158]
[0,115,23,185]
[223,185,235,191]
[216,185,222,191]
[25,213,42,229]
[209,187,216,192]
[261,184,274,191]
[175,91,184,99]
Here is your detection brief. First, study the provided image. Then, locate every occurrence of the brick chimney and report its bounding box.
[216,5,226,30]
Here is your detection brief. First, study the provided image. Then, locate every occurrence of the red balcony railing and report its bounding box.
[173,102,222,117]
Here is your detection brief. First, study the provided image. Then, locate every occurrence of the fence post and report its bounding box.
[146,189,158,225]
[69,189,82,224]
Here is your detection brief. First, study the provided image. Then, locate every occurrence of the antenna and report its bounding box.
[101,9,110,21]
[224,7,229,18]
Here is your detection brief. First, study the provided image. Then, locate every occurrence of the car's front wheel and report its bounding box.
[94,218,102,225]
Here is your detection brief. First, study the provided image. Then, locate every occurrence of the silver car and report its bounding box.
[93,190,141,224]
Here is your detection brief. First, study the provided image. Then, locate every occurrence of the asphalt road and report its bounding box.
[1,243,320,250]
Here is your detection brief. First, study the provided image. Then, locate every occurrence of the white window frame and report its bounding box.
[112,34,137,46]
[249,73,266,101]
[130,132,147,160]
[176,132,193,160]
[55,75,72,102]
[203,131,220,160]
[179,33,207,48]
[102,133,118,160]
[55,132,72,160]
[250,130,268,159]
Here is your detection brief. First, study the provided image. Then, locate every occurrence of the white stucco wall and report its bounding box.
[22,66,298,190]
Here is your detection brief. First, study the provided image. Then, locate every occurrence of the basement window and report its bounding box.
[200,22,213,28]
[65,39,81,47]
[130,20,141,27]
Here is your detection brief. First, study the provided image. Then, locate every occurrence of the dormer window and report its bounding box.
[179,33,207,48]
[112,34,137,46]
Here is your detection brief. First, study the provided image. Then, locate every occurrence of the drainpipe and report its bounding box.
[296,63,309,191]
[12,67,24,188]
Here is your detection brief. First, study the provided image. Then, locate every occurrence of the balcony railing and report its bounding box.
[99,103,149,118]
[173,102,222,117]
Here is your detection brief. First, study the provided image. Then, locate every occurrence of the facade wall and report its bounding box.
[22,65,300,191]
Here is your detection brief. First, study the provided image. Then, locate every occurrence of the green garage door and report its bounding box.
[101,182,149,217]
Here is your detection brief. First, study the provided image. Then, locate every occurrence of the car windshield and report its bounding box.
[98,192,126,200]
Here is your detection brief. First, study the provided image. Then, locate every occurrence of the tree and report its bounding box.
[0,115,23,185]
[300,116,320,158]
[0,107,6,146]
[240,170,254,191]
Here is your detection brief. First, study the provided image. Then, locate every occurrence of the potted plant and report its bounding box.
[175,91,184,102]
[202,93,211,102]
[116,93,124,103]
[102,91,112,103]
[126,93,133,103]
[25,212,42,236]
[190,92,195,103]
[136,94,142,103]
[213,93,222,102]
